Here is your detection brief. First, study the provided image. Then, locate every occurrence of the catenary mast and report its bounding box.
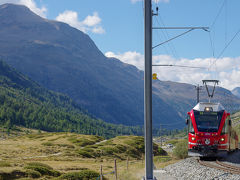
[144,0,153,179]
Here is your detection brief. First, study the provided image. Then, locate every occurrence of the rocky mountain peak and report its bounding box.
[0,3,44,23]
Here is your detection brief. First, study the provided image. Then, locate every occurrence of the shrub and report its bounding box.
[77,149,93,158]
[25,166,60,177]
[153,143,159,155]
[85,144,98,149]
[115,144,126,153]
[58,170,101,180]
[0,170,27,179]
[27,134,45,139]
[57,144,75,148]
[100,146,118,156]
[124,137,146,152]
[173,140,188,159]
[137,144,145,153]
[126,147,140,159]
[125,140,137,147]
[24,162,61,177]
[42,142,54,146]
[11,170,26,177]
[68,138,95,147]
[91,135,104,142]
[25,169,41,178]
[158,147,167,156]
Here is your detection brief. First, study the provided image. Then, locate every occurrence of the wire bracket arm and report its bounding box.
[152,27,209,50]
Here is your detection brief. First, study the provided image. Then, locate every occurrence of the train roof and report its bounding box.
[193,102,225,112]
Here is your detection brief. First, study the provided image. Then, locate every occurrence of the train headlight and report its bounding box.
[204,107,213,112]
[191,137,196,141]
[220,137,225,142]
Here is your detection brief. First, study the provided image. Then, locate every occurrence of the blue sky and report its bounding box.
[33,0,240,58]
[1,0,240,90]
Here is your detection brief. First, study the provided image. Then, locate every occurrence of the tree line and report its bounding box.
[0,59,185,138]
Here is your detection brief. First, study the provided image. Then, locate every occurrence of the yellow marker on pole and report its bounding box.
[152,73,158,80]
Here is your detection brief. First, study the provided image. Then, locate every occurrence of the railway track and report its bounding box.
[198,159,240,175]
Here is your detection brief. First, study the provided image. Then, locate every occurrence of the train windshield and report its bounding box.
[193,110,224,132]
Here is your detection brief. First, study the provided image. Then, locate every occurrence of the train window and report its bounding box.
[187,115,195,134]
[194,110,224,132]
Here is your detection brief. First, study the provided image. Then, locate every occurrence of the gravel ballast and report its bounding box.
[154,151,240,180]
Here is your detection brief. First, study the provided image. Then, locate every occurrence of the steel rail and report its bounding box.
[216,160,240,172]
[198,159,240,175]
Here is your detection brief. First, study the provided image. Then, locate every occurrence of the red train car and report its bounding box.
[186,102,238,157]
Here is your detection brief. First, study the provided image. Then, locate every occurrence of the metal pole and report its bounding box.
[196,84,200,103]
[144,0,153,180]
[160,124,162,147]
[114,159,117,180]
[100,165,103,180]
[197,85,199,103]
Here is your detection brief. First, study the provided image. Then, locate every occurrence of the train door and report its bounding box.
[187,114,195,149]
[187,114,194,134]
[220,115,229,151]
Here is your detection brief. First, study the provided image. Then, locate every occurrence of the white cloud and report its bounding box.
[0,0,47,17]
[92,26,105,34]
[82,12,101,27]
[131,0,169,4]
[131,0,141,3]
[56,10,86,32]
[153,0,169,3]
[56,11,105,34]
[105,51,144,69]
[105,51,240,90]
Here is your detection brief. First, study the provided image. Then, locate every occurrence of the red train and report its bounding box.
[186,102,239,157]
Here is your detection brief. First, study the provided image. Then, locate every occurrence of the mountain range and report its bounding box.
[232,87,240,98]
[0,59,145,138]
[0,3,240,128]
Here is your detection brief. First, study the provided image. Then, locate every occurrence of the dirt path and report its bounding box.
[23,152,62,159]
[79,139,107,149]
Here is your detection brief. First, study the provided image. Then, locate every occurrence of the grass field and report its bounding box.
[0,131,178,180]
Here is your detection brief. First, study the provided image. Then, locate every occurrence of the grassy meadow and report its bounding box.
[0,129,179,180]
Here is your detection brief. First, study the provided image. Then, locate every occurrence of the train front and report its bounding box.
[186,102,230,157]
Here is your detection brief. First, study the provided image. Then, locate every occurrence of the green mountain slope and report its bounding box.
[0,60,143,138]
[0,3,183,127]
[0,4,239,129]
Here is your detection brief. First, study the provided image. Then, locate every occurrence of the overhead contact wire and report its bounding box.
[210,0,226,28]
[156,14,179,59]
[217,28,240,59]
